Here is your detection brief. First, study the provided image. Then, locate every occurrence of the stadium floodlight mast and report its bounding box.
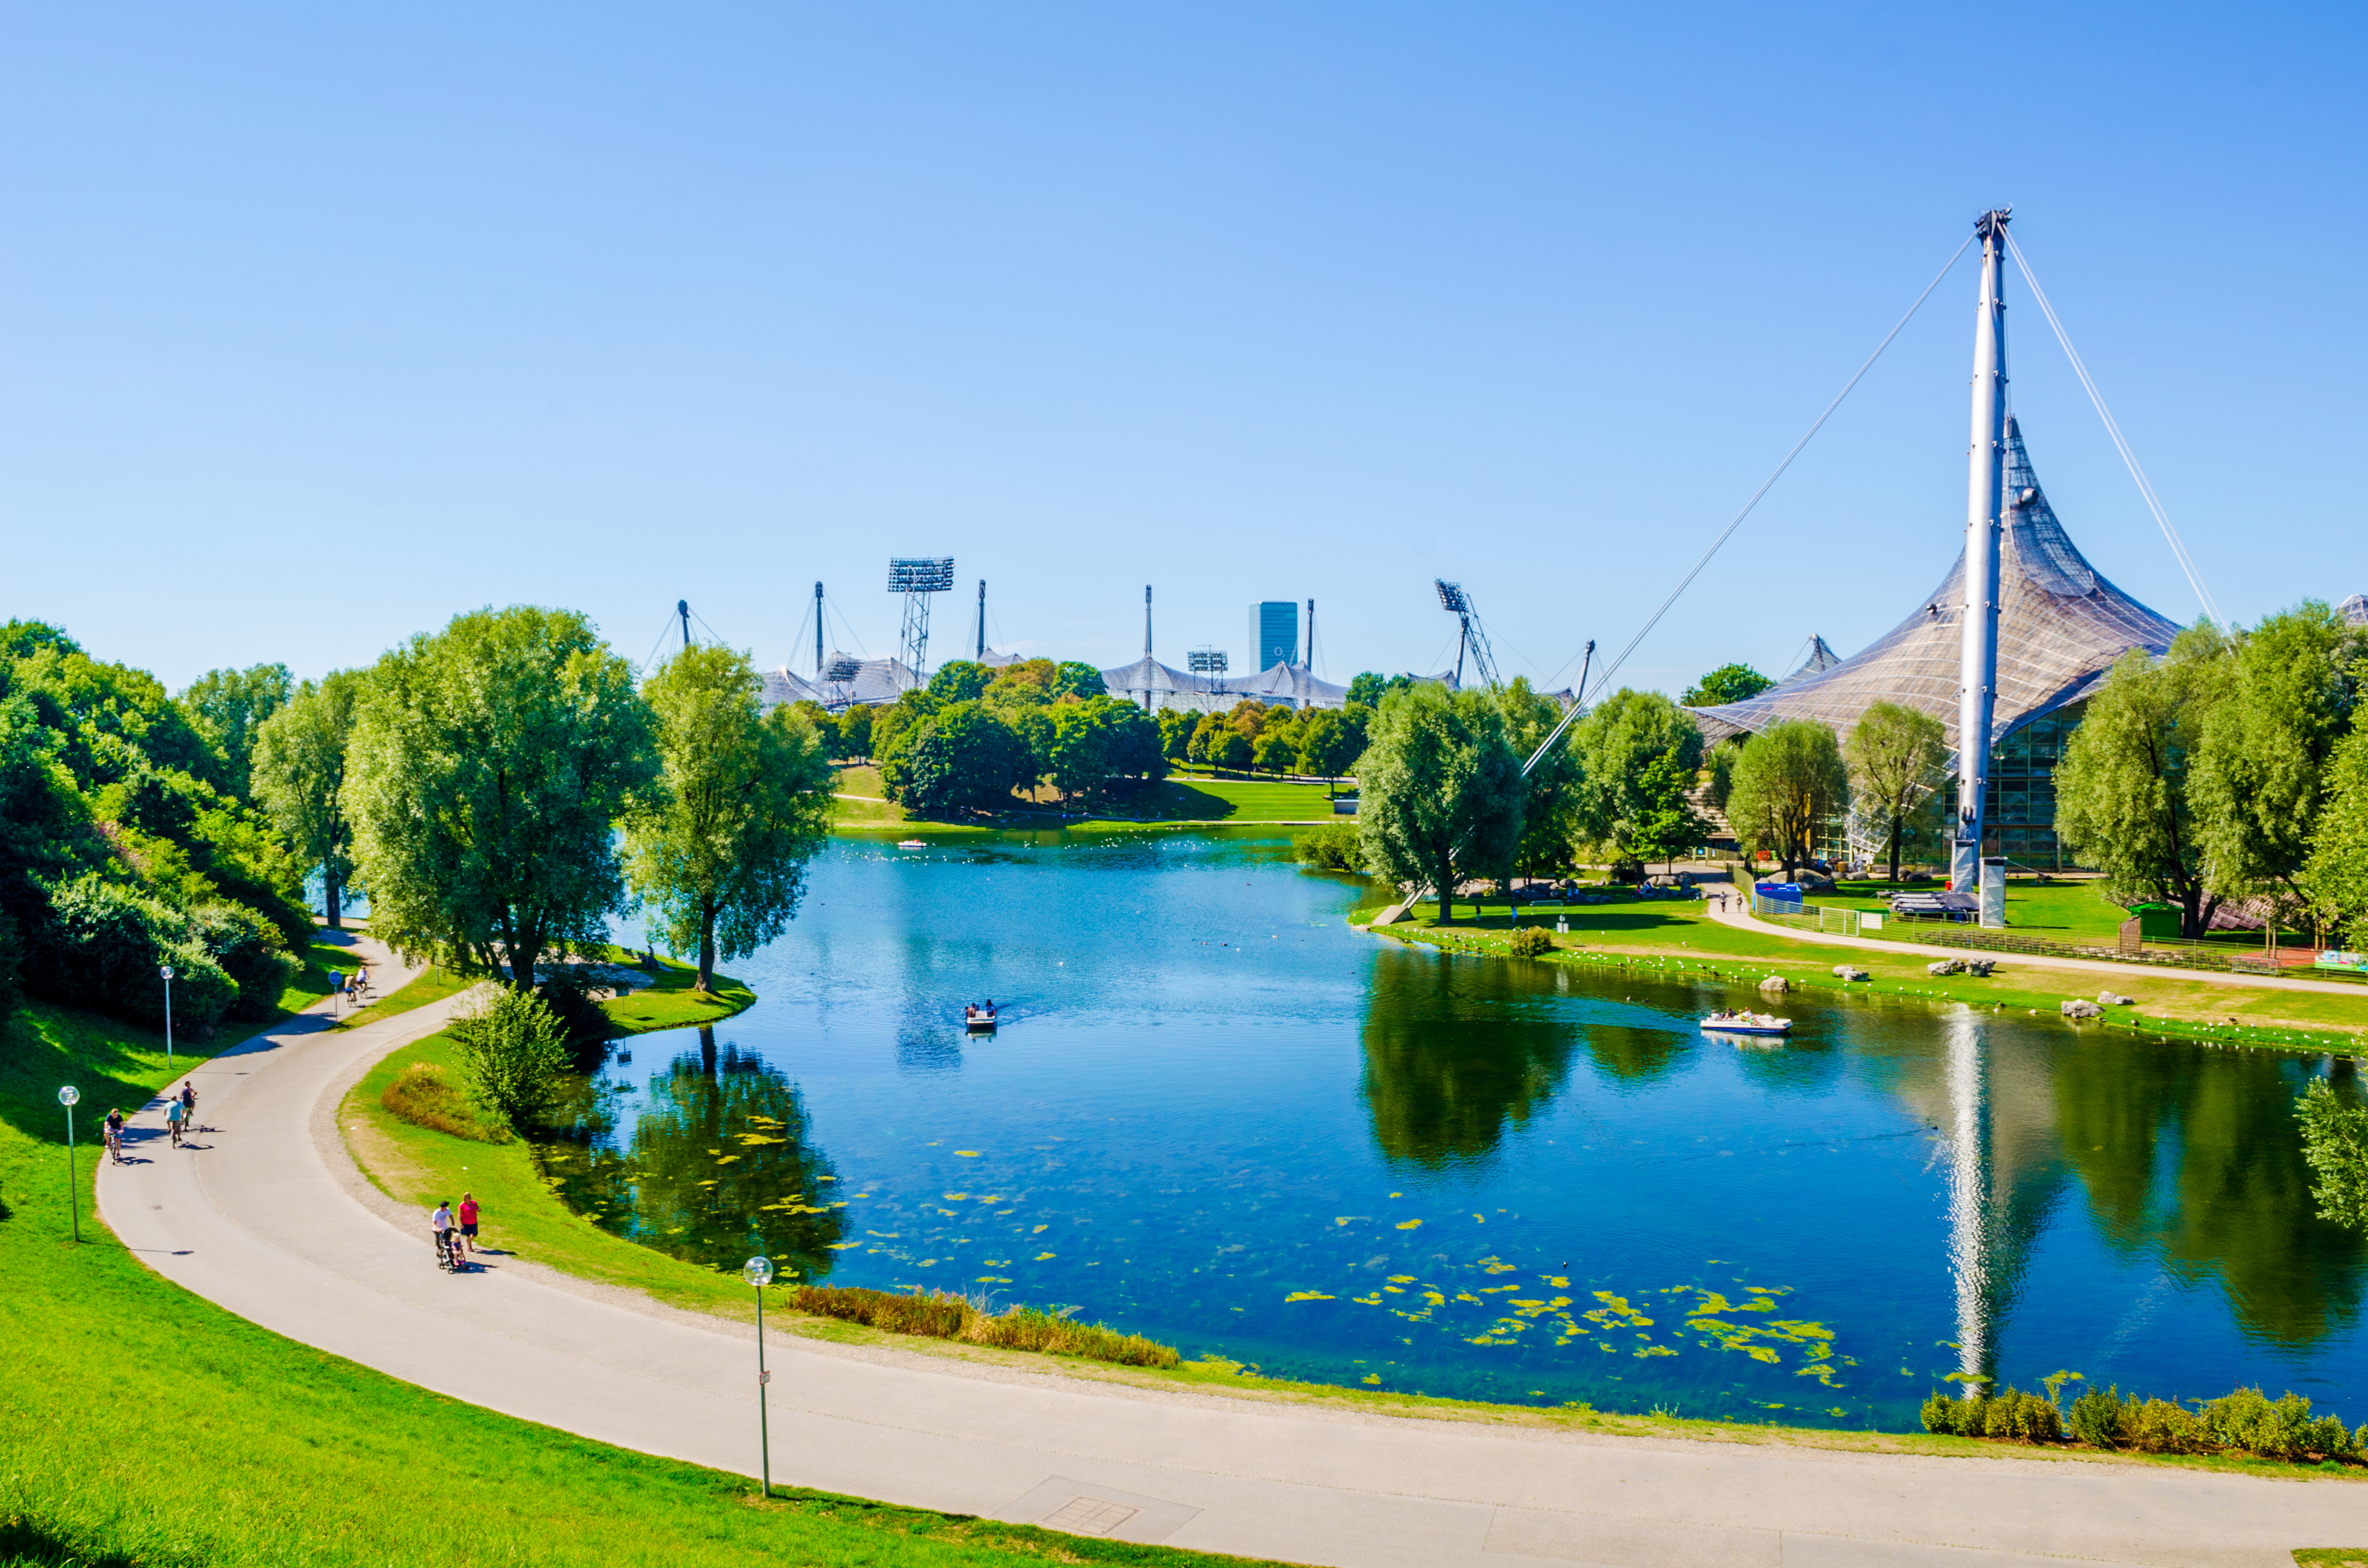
[1433,580,1501,691]
[1187,647,1227,699]
[887,557,956,687]
[743,1255,777,1497]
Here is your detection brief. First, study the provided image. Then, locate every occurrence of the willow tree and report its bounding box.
[345,606,656,989]
[625,645,833,992]
[1567,688,1702,872]
[1845,700,1947,883]
[2302,728,2368,941]
[2056,635,2221,938]
[1356,683,1524,923]
[249,671,364,928]
[1725,719,1846,879]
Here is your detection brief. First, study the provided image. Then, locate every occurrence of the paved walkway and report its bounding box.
[1694,892,2368,999]
[95,945,2357,1567]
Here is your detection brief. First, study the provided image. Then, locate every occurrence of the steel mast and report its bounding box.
[1953,209,2010,898]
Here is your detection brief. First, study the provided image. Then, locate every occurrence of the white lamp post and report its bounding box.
[743,1255,776,1497]
[160,965,175,1064]
[58,1085,80,1242]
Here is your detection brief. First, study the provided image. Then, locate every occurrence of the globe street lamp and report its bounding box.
[743,1255,776,1498]
[58,1085,80,1242]
[160,965,175,1064]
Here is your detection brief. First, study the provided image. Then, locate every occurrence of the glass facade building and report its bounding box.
[1942,703,2084,868]
[1248,601,1298,672]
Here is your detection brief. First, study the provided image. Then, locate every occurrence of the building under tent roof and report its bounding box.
[1689,419,2180,761]
[1231,662,1350,709]
[760,655,918,714]
[1099,655,1348,712]
[2341,593,2367,627]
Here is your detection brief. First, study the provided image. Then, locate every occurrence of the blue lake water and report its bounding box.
[541,832,2368,1430]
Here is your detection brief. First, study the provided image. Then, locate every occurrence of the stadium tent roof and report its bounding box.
[1689,419,2181,759]
[1233,662,1351,709]
[760,656,918,712]
[2342,594,2367,627]
[1100,656,1350,711]
[1778,635,1843,685]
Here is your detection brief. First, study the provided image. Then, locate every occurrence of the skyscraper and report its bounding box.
[1247,601,1297,672]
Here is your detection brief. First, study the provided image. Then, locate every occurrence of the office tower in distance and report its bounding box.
[1248,601,1298,672]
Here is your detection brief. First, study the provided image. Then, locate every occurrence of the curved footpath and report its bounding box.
[98,948,2357,1568]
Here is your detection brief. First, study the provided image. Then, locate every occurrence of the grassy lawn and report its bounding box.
[829,766,1338,832]
[1380,891,2368,1052]
[0,995,1317,1568]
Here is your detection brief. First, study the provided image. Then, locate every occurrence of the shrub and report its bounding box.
[1294,823,1362,872]
[1922,1387,2058,1444]
[1505,926,1554,957]
[2066,1384,2129,1448]
[448,985,573,1131]
[380,1062,505,1142]
[786,1285,1180,1369]
[2126,1397,2209,1455]
[189,901,296,1021]
[2197,1387,2358,1461]
[35,874,236,1031]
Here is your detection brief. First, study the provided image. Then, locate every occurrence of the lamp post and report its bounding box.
[743,1255,775,1497]
[58,1085,80,1242]
[160,965,175,1064]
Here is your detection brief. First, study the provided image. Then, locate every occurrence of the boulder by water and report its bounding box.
[1927,959,1965,977]
[1966,959,1996,977]
[1832,964,1869,981]
[2098,990,2133,1006]
[2062,999,2104,1019]
[1759,975,1791,994]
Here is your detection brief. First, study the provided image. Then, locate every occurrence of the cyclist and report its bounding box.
[164,1095,185,1148]
[104,1107,126,1164]
[178,1080,198,1129]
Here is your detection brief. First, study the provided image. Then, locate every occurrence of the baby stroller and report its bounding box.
[436,1227,470,1273]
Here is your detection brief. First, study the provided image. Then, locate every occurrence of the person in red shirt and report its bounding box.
[457,1192,480,1253]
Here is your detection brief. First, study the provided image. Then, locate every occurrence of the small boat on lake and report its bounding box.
[964,1004,999,1032]
[897,839,926,850]
[1702,1010,1791,1037]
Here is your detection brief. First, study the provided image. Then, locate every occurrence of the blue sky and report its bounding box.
[5,3,2362,697]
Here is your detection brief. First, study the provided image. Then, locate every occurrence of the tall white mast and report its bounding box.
[1953,209,2010,895]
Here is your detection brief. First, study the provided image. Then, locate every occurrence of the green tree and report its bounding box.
[1156,706,1198,762]
[1346,672,1387,708]
[451,983,574,1131]
[1050,661,1108,701]
[250,672,365,929]
[2301,727,2368,941]
[1355,684,1525,923]
[1845,700,1949,883]
[1568,689,1703,868]
[1496,678,1582,876]
[1253,712,1301,775]
[836,702,874,760]
[1044,696,1164,802]
[625,645,833,993]
[788,699,842,760]
[1681,662,1775,708]
[177,662,294,799]
[926,660,993,702]
[1724,719,1846,879]
[2056,634,2222,937]
[984,658,1056,707]
[345,606,658,990]
[1295,707,1365,794]
[2189,602,2367,908]
[877,700,1033,815]
[2299,1078,2368,1234]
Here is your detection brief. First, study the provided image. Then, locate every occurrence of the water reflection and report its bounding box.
[533,1025,846,1279]
[1359,946,1582,1168]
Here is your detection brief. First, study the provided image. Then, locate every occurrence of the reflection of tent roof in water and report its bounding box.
[1690,419,2182,757]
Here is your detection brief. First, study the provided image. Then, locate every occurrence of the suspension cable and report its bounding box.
[1559,230,1977,705]
[2001,229,2223,626]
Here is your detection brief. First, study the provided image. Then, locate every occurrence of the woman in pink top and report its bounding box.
[457,1193,480,1253]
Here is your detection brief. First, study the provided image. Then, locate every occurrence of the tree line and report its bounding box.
[0,608,842,1044]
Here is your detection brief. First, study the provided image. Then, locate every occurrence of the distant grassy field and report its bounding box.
[830,767,1337,831]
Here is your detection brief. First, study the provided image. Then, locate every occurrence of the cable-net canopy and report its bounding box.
[761,656,919,713]
[2342,593,2367,628]
[1100,656,1349,712]
[1690,419,2181,758]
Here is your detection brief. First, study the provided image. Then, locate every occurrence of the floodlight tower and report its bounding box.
[1187,647,1228,701]
[1954,209,2011,898]
[887,556,956,686]
[812,583,825,677]
[974,579,987,662]
[1434,580,1501,690]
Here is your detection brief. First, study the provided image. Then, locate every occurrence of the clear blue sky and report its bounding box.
[6,3,2362,697]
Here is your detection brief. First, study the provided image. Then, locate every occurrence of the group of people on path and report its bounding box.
[430,1193,481,1269]
[336,958,371,1014]
[102,1079,199,1162]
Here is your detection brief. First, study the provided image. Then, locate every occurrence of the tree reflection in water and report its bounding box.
[533,1025,847,1280]
[2051,1036,2366,1347]
[1359,945,1599,1168]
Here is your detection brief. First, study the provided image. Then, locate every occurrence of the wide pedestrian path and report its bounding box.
[96,945,2356,1568]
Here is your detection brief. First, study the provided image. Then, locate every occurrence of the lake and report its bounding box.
[537,832,2368,1430]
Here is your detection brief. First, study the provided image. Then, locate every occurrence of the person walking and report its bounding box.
[431,1199,456,1266]
[457,1192,480,1254]
[164,1094,186,1149]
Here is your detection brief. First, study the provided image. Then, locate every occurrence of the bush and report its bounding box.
[1946,1380,2364,1461]
[1505,926,1554,957]
[190,901,296,1021]
[1294,823,1362,872]
[1921,1387,2059,1444]
[448,985,573,1131]
[380,1061,505,1142]
[786,1285,1180,1369]
[34,874,236,1032]
[2126,1397,2208,1455]
[2066,1384,2129,1448]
